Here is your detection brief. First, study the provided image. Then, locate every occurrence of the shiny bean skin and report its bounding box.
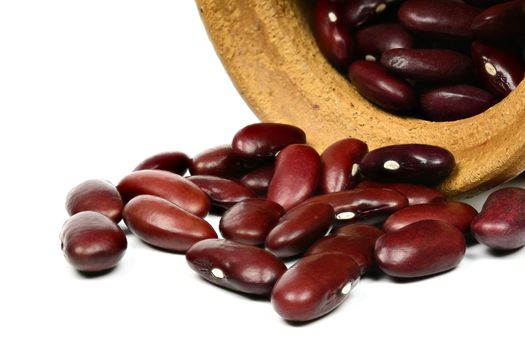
[313,0,353,70]
[320,138,368,194]
[231,123,307,159]
[219,199,284,246]
[133,151,190,175]
[420,84,498,121]
[471,40,525,98]
[117,169,210,217]
[271,253,361,322]
[186,239,287,295]
[398,0,481,39]
[355,23,414,61]
[66,179,123,222]
[471,1,525,44]
[123,195,217,252]
[380,48,472,84]
[383,200,478,234]
[348,60,418,112]
[266,202,334,258]
[302,188,409,225]
[267,144,321,211]
[344,0,401,28]
[187,175,256,211]
[356,180,445,205]
[333,223,385,237]
[189,145,251,179]
[471,187,525,250]
[375,220,466,278]
[60,211,127,272]
[359,144,455,186]
[239,165,274,196]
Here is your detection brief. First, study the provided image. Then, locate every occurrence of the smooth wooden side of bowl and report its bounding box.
[195,0,525,195]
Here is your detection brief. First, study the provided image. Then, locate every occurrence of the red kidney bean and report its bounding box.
[187,175,256,211]
[231,123,307,159]
[383,200,478,234]
[420,84,498,121]
[267,144,321,211]
[271,253,361,322]
[189,145,250,179]
[356,180,445,205]
[355,23,414,61]
[302,188,408,225]
[320,137,368,194]
[359,144,455,186]
[133,151,190,175]
[123,195,217,252]
[186,239,287,295]
[380,48,472,84]
[471,1,525,44]
[375,220,466,278]
[306,224,383,273]
[219,199,284,246]
[313,0,353,70]
[471,40,525,98]
[66,179,123,222]
[239,165,274,196]
[348,60,417,112]
[266,202,334,258]
[344,0,400,28]
[398,0,481,40]
[60,211,127,272]
[471,187,525,250]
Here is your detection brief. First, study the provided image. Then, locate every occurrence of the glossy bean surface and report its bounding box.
[189,145,250,179]
[356,180,445,205]
[186,239,287,295]
[271,253,361,322]
[60,211,127,272]
[123,195,217,252]
[219,199,284,246]
[320,137,368,194]
[267,144,321,211]
[66,179,123,222]
[348,60,417,112]
[471,187,525,250]
[359,144,455,185]
[355,23,414,60]
[187,175,255,211]
[239,166,274,196]
[375,220,466,278]
[471,0,525,44]
[133,151,190,175]
[266,202,334,258]
[344,0,400,28]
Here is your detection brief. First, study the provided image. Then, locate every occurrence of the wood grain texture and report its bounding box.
[195,0,525,195]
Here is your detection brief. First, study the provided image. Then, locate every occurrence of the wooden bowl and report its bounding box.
[196,0,525,195]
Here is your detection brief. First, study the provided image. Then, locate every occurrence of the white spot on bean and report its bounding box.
[336,211,356,220]
[365,55,376,62]
[383,160,400,171]
[328,11,337,23]
[375,3,387,13]
[485,62,497,76]
[341,282,352,295]
[211,268,224,279]
[351,163,360,177]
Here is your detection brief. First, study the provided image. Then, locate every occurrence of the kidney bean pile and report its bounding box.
[312,0,525,121]
[60,122,525,322]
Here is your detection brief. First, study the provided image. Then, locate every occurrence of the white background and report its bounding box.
[1,1,524,349]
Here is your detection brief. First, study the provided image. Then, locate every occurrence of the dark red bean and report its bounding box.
[219,199,284,246]
[420,84,498,121]
[355,23,415,61]
[187,175,256,211]
[356,180,445,205]
[398,0,481,40]
[383,200,478,234]
[133,151,190,175]
[380,48,472,84]
[60,211,127,272]
[186,239,287,295]
[313,0,353,70]
[471,40,525,98]
[320,137,368,194]
[267,144,321,211]
[302,188,408,225]
[271,253,361,322]
[231,123,307,159]
[344,0,400,28]
[471,187,525,250]
[189,145,250,179]
[266,202,334,258]
[117,170,210,217]
[239,165,274,196]
[359,144,455,186]
[348,60,417,112]
[123,195,217,252]
[333,223,385,237]
[375,220,466,278]
[471,1,525,44]
[66,179,123,222]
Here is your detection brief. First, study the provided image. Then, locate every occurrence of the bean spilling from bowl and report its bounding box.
[60,122,525,322]
[312,0,525,121]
